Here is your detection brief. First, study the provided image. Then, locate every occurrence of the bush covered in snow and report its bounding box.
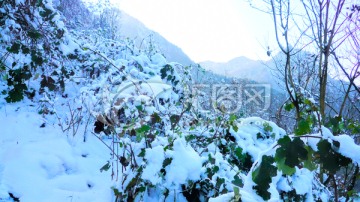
[81,48,360,201]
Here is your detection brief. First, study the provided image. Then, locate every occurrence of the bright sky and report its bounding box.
[113,0,275,63]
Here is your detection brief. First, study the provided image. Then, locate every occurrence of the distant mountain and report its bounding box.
[200,56,276,84]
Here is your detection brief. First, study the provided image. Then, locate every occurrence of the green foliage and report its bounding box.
[276,158,296,175]
[219,137,253,173]
[274,136,316,176]
[325,116,345,135]
[6,42,21,54]
[5,67,32,102]
[252,155,277,200]
[275,136,308,170]
[255,129,356,201]
[284,102,294,111]
[256,122,275,140]
[316,139,352,174]
[234,147,245,162]
[347,120,360,134]
[5,84,27,103]
[30,50,44,66]
[232,175,243,187]
[294,117,312,136]
[233,186,241,201]
[263,122,273,133]
[160,64,179,87]
[27,30,42,40]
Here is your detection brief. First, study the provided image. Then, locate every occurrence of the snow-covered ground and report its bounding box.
[0,101,114,201]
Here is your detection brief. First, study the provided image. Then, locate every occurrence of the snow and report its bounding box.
[0,104,113,201]
[208,193,233,202]
[291,168,313,195]
[332,134,360,165]
[165,138,202,187]
[277,176,292,192]
[231,117,286,160]
[15,0,25,5]
[110,76,172,103]
[59,35,79,55]
[141,146,165,185]
[132,54,151,68]
[306,133,321,151]
[151,53,167,66]
[305,128,360,165]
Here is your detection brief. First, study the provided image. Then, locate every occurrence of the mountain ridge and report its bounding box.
[199,56,277,85]
[118,12,195,66]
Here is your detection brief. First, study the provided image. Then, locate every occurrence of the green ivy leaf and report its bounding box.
[134,125,150,141]
[112,187,121,196]
[6,42,21,54]
[162,158,172,167]
[316,140,352,174]
[138,149,146,157]
[185,134,196,142]
[234,147,245,162]
[294,118,311,136]
[263,122,273,132]
[100,161,110,172]
[215,177,225,189]
[5,87,25,103]
[275,136,308,168]
[276,157,296,175]
[284,102,294,111]
[28,30,42,39]
[136,125,150,134]
[138,186,146,193]
[208,154,216,164]
[326,116,344,134]
[252,155,277,200]
[232,175,243,187]
[31,51,44,66]
[21,45,30,54]
[232,124,238,132]
[229,114,237,122]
